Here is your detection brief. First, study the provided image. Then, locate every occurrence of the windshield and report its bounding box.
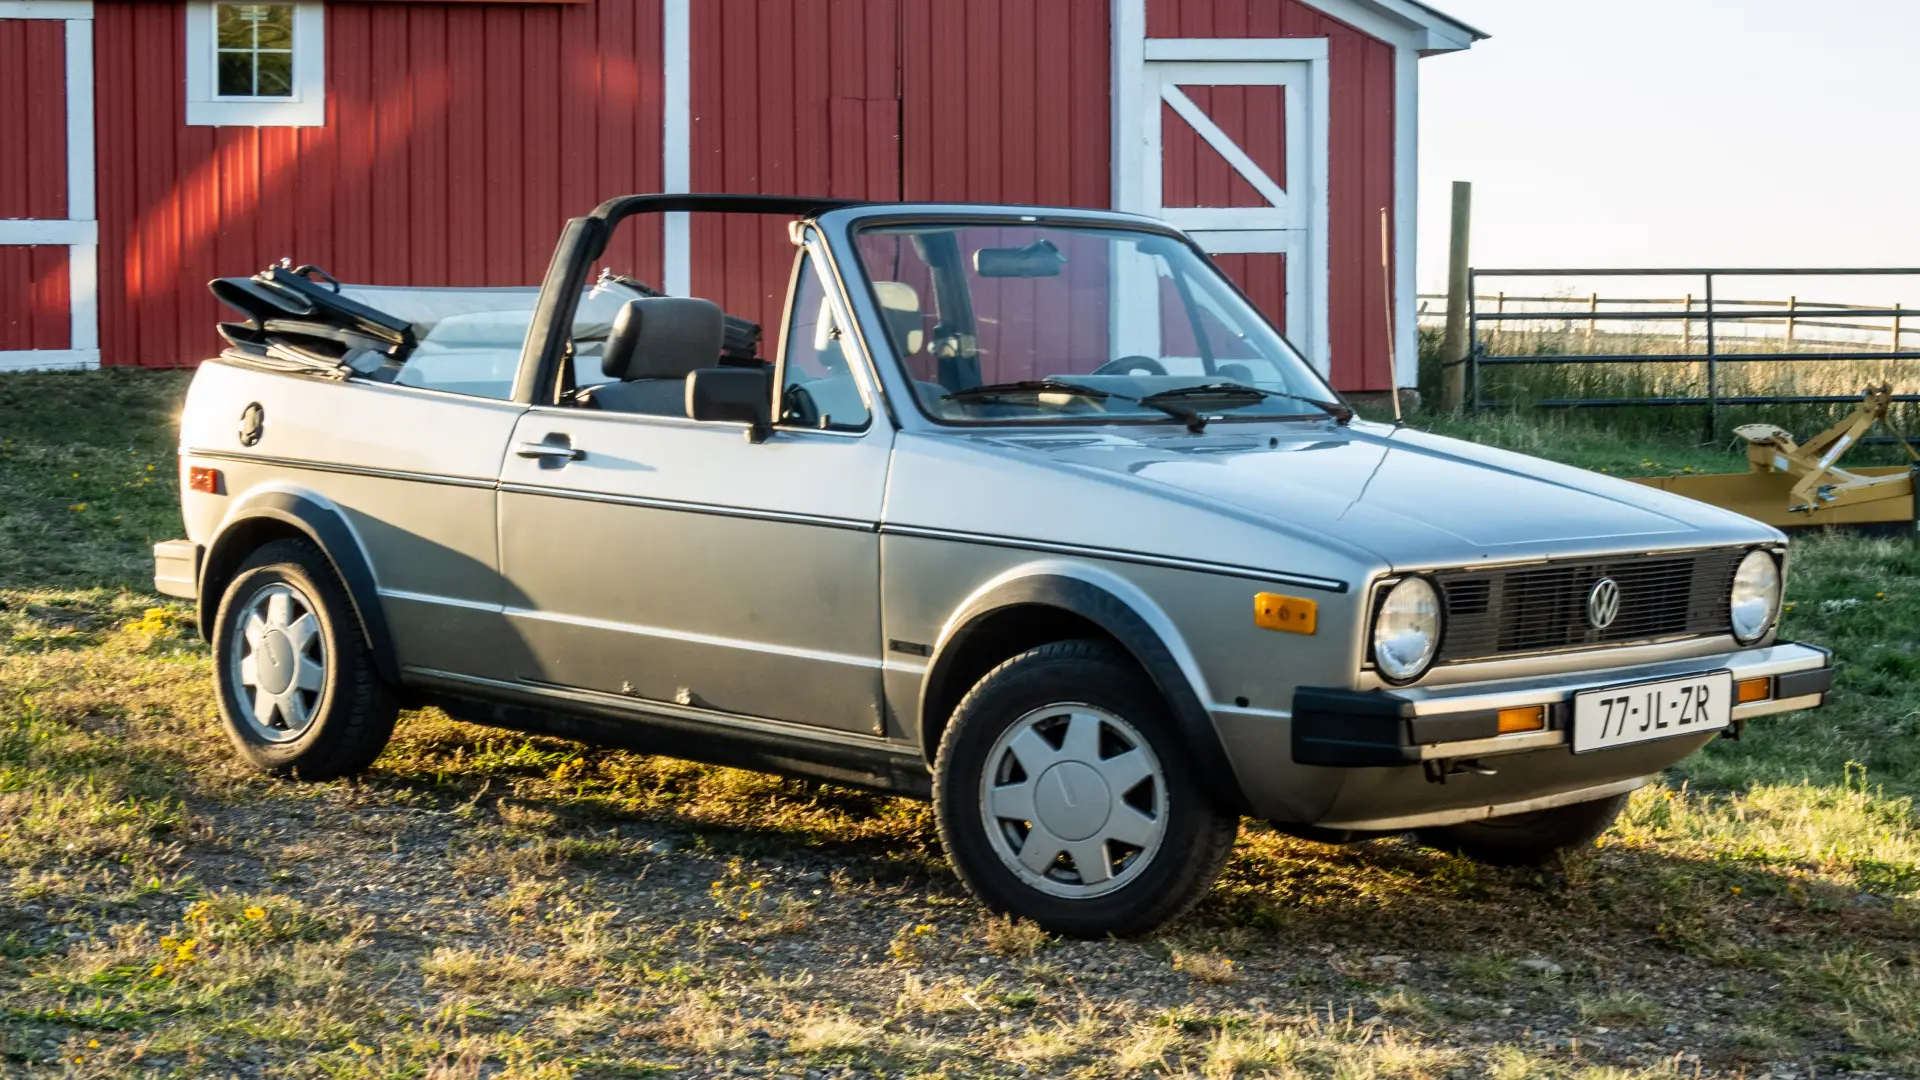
[851,221,1337,425]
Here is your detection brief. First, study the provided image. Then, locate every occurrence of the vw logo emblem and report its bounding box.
[1587,577,1622,629]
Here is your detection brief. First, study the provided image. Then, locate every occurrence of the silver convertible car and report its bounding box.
[157,195,1832,937]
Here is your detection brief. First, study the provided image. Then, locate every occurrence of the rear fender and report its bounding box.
[919,561,1252,813]
[197,486,398,683]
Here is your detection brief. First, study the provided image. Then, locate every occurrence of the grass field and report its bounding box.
[2,369,1917,1079]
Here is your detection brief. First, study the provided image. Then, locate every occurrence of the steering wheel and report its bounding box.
[1092,355,1167,377]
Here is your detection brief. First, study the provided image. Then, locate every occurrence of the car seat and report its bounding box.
[580,297,726,415]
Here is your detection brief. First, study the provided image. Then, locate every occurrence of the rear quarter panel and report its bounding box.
[179,362,526,673]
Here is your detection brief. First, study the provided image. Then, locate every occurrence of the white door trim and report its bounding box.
[1,1,98,371]
[0,1,91,18]
[661,0,690,297]
[1145,37,1329,62]
[1392,44,1418,390]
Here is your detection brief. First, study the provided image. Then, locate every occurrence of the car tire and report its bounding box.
[932,640,1239,938]
[1414,791,1630,868]
[210,538,399,780]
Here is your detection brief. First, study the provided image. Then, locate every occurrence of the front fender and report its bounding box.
[198,486,399,683]
[920,562,1252,814]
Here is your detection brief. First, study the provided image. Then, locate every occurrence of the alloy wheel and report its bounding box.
[978,703,1167,899]
[229,582,328,743]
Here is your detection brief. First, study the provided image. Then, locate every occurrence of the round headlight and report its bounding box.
[1372,577,1442,683]
[1730,549,1782,644]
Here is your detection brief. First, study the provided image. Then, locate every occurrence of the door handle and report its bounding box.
[515,436,584,463]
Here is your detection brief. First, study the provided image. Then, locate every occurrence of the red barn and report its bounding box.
[1,0,1479,392]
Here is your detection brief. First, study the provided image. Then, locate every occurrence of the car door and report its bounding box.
[494,247,893,735]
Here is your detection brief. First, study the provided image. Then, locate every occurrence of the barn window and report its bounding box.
[216,5,295,98]
[185,0,326,126]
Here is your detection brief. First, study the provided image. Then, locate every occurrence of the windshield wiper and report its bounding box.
[942,379,1116,402]
[1138,382,1353,425]
[943,379,1207,430]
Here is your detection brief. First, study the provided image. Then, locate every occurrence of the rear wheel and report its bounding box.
[1415,792,1630,867]
[211,539,398,780]
[933,640,1238,938]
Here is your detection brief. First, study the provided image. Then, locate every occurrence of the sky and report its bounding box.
[1415,0,1920,302]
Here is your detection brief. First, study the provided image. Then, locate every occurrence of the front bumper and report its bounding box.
[1292,640,1832,768]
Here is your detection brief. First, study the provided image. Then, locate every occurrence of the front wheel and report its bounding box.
[1414,792,1630,867]
[932,640,1238,938]
[211,539,398,780]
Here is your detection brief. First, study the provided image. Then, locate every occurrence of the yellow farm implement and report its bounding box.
[1629,386,1920,532]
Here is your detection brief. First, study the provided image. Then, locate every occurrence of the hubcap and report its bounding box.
[229,582,327,743]
[978,704,1167,899]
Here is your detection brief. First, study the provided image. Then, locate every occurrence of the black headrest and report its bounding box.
[601,297,726,381]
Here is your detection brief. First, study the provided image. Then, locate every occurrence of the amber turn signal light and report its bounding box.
[188,466,223,494]
[1736,677,1772,704]
[1496,706,1546,734]
[1253,593,1317,635]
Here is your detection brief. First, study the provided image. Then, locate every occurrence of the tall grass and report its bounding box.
[1414,323,1920,458]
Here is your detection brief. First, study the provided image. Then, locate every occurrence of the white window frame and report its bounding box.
[185,0,324,127]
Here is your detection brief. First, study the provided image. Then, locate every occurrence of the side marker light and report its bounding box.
[1254,593,1317,635]
[188,466,223,495]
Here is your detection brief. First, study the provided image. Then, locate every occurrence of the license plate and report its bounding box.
[1572,671,1732,753]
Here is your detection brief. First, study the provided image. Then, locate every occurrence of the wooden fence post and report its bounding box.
[1683,293,1693,351]
[1493,291,1505,350]
[1586,293,1598,349]
[1787,295,1797,347]
[1440,181,1473,412]
[1894,302,1903,353]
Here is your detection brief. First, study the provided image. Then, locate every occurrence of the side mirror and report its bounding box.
[686,367,772,443]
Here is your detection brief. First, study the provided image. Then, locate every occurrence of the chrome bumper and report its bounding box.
[1292,641,1832,768]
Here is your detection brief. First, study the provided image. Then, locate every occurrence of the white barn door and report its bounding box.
[0,1,97,372]
[1114,31,1331,373]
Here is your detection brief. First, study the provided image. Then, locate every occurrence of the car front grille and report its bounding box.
[1429,548,1747,664]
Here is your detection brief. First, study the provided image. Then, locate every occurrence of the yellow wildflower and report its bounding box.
[243,906,267,921]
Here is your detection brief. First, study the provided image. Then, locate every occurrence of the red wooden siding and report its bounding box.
[93,0,664,368]
[0,19,68,221]
[897,0,1111,383]
[689,0,1109,348]
[81,0,1403,388]
[899,0,1110,209]
[688,0,902,352]
[0,246,71,350]
[1148,0,1397,391]
[1212,252,1286,334]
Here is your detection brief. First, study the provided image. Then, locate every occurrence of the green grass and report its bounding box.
[2,369,1918,1078]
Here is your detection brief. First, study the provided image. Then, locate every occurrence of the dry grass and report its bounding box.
[1172,947,1239,985]
[3,370,1920,1078]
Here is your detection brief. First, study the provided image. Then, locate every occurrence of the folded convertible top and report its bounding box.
[209,260,765,379]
